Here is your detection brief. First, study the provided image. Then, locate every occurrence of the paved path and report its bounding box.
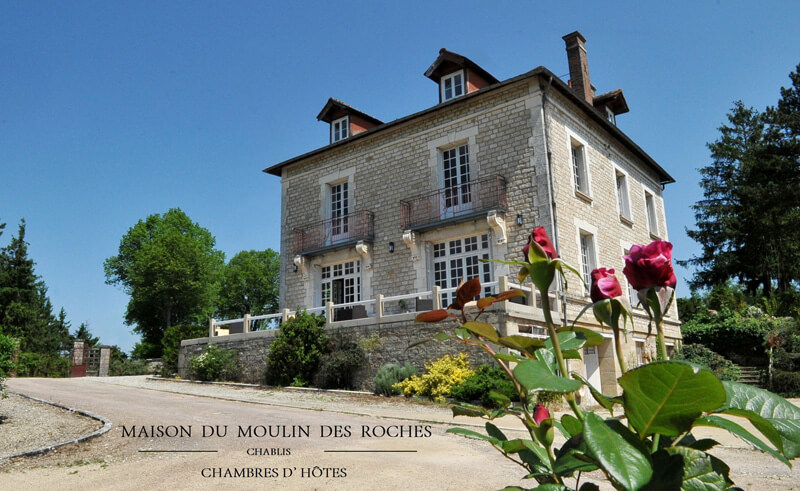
[2,377,530,490]
[3,377,799,490]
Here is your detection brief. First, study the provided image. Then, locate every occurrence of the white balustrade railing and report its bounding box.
[208,276,534,337]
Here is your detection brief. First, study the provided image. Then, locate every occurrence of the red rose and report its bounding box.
[522,227,559,260]
[533,403,550,424]
[590,268,623,302]
[623,240,677,291]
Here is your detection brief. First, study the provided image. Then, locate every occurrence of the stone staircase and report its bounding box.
[737,366,764,387]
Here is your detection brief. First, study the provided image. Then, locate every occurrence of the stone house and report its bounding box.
[259,31,680,396]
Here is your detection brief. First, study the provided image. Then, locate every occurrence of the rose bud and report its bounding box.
[590,268,623,303]
[522,227,559,261]
[533,403,550,425]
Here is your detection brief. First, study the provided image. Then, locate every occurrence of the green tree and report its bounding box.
[104,209,224,356]
[72,322,100,347]
[0,220,68,354]
[0,220,40,342]
[218,249,279,320]
[684,81,800,296]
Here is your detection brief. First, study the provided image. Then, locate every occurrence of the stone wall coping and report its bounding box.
[181,329,277,347]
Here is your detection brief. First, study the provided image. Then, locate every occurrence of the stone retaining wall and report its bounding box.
[178,314,497,390]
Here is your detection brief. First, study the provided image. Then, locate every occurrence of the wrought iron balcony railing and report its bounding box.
[400,174,507,231]
[293,210,374,255]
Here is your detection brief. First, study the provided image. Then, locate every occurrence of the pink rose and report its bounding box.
[590,268,623,302]
[533,404,550,425]
[522,227,559,260]
[623,240,677,291]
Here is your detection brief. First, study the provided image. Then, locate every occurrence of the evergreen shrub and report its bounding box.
[373,362,417,396]
[450,364,518,408]
[189,345,239,382]
[265,311,328,387]
[317,343,365,389]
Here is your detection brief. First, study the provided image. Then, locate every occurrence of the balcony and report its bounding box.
[400,174,507,231]
[293,210,375,256]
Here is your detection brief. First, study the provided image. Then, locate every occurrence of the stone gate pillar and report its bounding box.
[98,346,111,377]
[71,339,89,377]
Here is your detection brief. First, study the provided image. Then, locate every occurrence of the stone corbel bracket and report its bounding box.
[293,254,310,280]
[402,230,420,262]
[487,211,507,244]
[355,240,372,270]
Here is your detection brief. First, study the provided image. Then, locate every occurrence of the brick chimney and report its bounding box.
[562,31,593,104]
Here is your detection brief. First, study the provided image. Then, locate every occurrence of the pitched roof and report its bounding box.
[424,48,499,85]
[265,67,674,185]
[316,98,384,125]
[594,89,629,115]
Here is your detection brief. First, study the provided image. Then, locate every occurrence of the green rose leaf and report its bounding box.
[619,361,727,437]
[498,438,528,454]
[497,335,545,353]
[514,359,582,394]
[462,321,499,342]
[695,415,788,466]
[452,404,487,418]
[488,390,512,408]
[545,330,586,352]
[572,372,622,416]
[521,439,552,473]
[493,352,520,363]
[716,407,785,455]
[583,412,653,490]
[656,446,732,490]
[722,380,800,458]
[485,422,507,441]
[446,427,498,444]
[557,325,605,347]
[560,414,583,437]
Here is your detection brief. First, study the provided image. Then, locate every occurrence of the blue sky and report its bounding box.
[2,2,799,353]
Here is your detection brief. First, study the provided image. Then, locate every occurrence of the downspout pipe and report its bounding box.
[540,75,569,327]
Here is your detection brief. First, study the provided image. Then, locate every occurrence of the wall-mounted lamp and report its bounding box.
[516,214,523,227]
[293,264,298,273]
[388,242,395,253]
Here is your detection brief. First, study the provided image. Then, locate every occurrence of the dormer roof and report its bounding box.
[424,48,499,85]
[593,89,629,115]
[316,98,383,125]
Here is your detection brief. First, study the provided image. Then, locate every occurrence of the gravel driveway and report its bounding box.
[2,376,799,490]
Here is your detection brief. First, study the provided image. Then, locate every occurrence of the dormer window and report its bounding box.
[317,98,383,145]
[331,116,349,143]
[441,70,465,102]
[605,106,616,125]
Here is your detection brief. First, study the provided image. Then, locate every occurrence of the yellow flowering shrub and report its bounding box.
[393,353,474,402]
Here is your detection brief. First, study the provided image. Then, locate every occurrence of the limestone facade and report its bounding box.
[263,37,680,397]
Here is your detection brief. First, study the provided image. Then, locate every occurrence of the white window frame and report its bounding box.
[331,116,349,143]
[623,247,643,310]
[578,230,597,296]
[614,166,632,222]
[566,129,591,198]
[644,187,660,237]
[605,106,616,125]
[319,259,361,306]
[430,232,493,307]
[440,70,465,102]
[327,180,350,243]
[634,338,646,366]
[440,143,472,217]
